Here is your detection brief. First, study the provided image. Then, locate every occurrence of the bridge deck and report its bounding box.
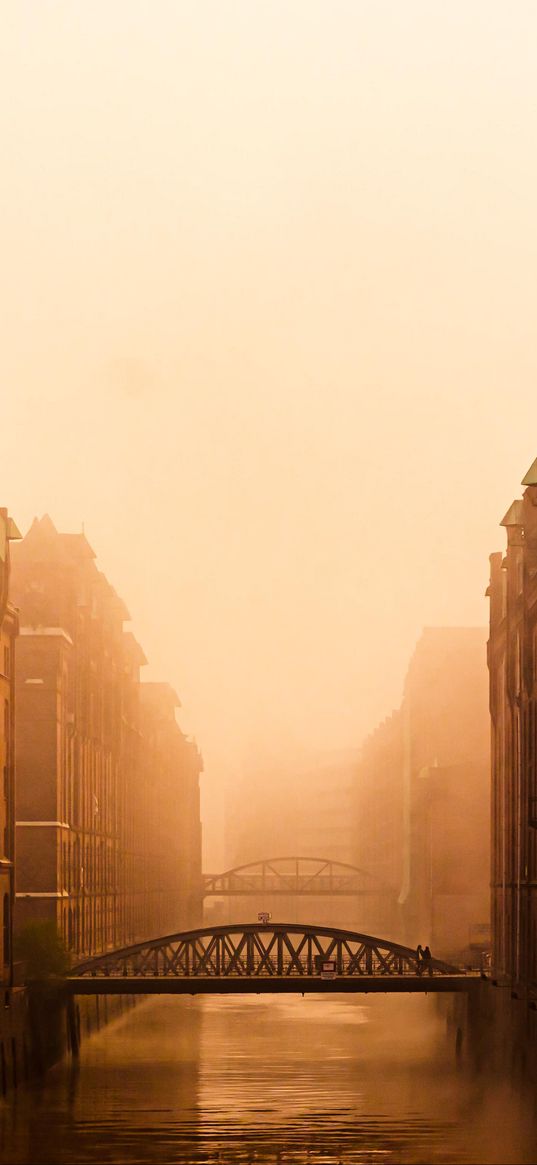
[66,974,479,995]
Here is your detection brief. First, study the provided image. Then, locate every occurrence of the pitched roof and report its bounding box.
[140,682,182,710]
[123,630,148,667]
[522,457,537,486]
[13,515,96,564]
[500,499,524,527]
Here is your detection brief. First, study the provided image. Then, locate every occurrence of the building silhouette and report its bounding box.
[222,748,361,930]
[11,516,202,959]
[488,457,537,987]
[0,509,21,989]
[354,627,490,959]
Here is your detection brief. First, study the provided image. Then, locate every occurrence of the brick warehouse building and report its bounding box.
[10,515,202,960]
[0,510,21,988]
[354,627,490,960]
[488,457,537,988]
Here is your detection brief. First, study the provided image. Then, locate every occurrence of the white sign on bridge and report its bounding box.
[258,912,272,923]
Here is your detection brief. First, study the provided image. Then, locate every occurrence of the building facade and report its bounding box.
[139,683,202,934]
[11,515,202,960]
[221,748,367,931]
[354,627,490,959]
[0,509,21,989]
[488,457,537,988]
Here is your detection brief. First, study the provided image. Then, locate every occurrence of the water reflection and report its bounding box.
[0,993,535,1164]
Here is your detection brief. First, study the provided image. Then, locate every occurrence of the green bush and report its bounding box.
[14,921,70,980]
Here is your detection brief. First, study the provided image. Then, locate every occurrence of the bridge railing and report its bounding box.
[79,960,433,979]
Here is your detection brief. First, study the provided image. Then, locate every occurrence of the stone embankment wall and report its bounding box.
[0,990,32,1094]
[0,986,138,1095]
[438,979,537,1082]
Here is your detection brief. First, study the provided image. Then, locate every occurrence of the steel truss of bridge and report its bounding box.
[67,923,478,995]
[202,857,392,898]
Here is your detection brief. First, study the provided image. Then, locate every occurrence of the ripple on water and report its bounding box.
[0,993,534,1164]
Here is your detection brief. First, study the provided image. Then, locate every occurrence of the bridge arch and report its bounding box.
[202,856,393,897]
[72,922,459,980]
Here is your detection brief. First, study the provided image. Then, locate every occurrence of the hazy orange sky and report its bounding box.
[3,2,537,863]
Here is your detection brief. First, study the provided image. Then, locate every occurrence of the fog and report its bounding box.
[3,1,537,868]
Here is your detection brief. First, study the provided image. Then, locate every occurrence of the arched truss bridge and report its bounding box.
[68,923,474,995]
[202,857,392,898]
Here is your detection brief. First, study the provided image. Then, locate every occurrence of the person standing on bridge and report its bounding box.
[423,945,433,976]
[416,944,424,974]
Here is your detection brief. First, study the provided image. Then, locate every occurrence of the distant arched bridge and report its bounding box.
[67,923,476,995]
[202,857,393,898]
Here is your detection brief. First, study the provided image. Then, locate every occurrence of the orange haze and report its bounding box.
[2,2,537,864]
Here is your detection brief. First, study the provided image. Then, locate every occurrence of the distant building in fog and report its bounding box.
[139,683,202,932]
[354,627,490,959]
[11,516,202,959]
[294,751,357,865]
[488,457,537,987]
[226,748,357,869]
[221,749,362,930]
[0,510,21,989]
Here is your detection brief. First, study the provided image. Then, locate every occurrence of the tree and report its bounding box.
[14,921,70,980]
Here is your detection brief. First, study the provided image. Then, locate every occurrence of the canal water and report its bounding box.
[0,993,535,1164]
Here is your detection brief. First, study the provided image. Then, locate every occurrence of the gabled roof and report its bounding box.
[13,515,96,564]
[501,499,524,527]
[140,681,182,709]
[93,572,130,619]
[522,457,537,486]
[122,630,148,667]
[58,531,96,560]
